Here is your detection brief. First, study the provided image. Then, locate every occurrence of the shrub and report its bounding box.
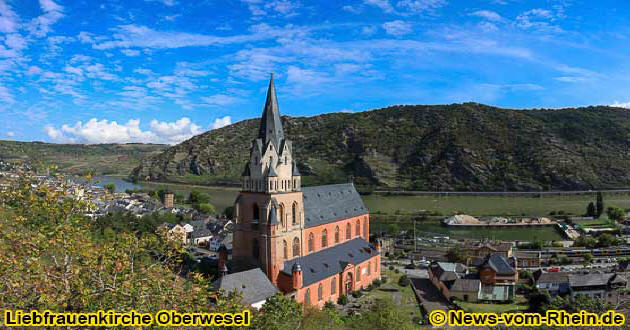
[352,291,363,298]
[337,295,348,305]
[398,275,410,287]
[394,269,400,274]
[388,265,395,271]
[372,279,382,287]
[324,301,336,309]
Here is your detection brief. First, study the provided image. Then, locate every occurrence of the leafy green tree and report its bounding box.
[583,253,593,265]
[349,297,415,330]
[253,294,302,330]
[386,223,399,236]
[195,202,216,214]
[446,247,466,263]
[104,183,116,193]
[586,202,596,217]
[606,206,626,222]
[188,190,211,204]
[596,191,604,218]
[597,233,619,248]
[398,274,410,286]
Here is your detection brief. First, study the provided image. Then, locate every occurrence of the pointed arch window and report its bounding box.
[293,237,300,257]
[253,203,259,221]
[304,288,311,305]
[321,229,328,248]
[308,233,314,252]
[292,203,297,225]
[278,204,285,227]
[363,219,368,239]
[318,283,323,301]
[331,277,336,295]
[283,240,288,260]
[335,226,340,243]
[252,239,259,259]
[346,223,351,240]
[356,220,361,237]
[356,266,361,282]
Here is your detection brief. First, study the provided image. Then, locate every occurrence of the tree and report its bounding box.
[527,291,552,313]
[104,183,116,193]
[386,223,399,236]
[188,191,211,204]
[350,297,415,330]
[398,274,410,286]
[446,248,465,263]
[596,191,604,218]
[583,253,593,265]
[254,294,302,330]
[195,203,216,214]
[597,233,619,248]
[586,202,596,217]
[606,206,626,222]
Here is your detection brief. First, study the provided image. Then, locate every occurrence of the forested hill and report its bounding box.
[130,103,630,191]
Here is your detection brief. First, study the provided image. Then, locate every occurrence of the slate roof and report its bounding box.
[536,272,569,284]
[189,220,212,239]
[281,238,378,287]
[451,279,480,292]
[214,268,278,305]
[481,254,515,275]
[258,73,284,149]
[430,262,467,283]
[292,161,301,176]
[569,273,615,288]
[302,183,368,228]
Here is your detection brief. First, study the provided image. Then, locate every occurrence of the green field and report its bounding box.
[363,193,630,217]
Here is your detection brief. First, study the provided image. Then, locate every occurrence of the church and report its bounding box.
[231,74,381,308]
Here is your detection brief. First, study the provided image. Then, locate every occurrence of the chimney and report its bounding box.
[375,239,381,252]
[292,263,302,290]
[218,244,228,277]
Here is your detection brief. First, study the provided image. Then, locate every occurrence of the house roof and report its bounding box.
[451,279,480,292]
[214,268,278,305]
[472,242,512,252]
[569,273,615,288]
[189,220,212,239]
[536,272,569,284]
[302,183,368,228]
[481,254,515,275]
[281,238,378,287]
[430,262,467,283]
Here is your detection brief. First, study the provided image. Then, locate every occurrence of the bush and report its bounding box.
[394,269,400,274]
[388,265,395,271]
[337,295,349,305]
[194,203,216,214]
[324,301,336,309]
[372,279,382,287]
[398,275,410,287]
[352,291,363,298]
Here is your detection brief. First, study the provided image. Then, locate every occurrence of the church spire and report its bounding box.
[258,73,284,147]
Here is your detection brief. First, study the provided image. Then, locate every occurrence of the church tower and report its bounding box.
[233,74,304,284]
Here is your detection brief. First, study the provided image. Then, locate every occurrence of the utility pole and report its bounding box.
[414,218,417,255]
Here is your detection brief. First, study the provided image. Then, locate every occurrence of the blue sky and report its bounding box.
[1,0,630,144]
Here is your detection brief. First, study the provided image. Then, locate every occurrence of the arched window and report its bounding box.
[368,261,371,275]
[252,203,259,221]
[321,229,328,248]
[304,288,311,305]
[331,277,336,295]
[292,203,297,225]
[335,226,340,243]
[356,266,361,282]
[356,220,361,237]
[252,239,259,259]
[318,284,323,301]
[308,233,314,252]
[346,223,351,240]
[283,240,288,259]
[363,219,368,238]
[293,237,300,257]
[278,204,285,227]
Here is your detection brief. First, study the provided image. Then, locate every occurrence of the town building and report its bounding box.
[213,268,278,309]
[231,75,381,308]
[477,254,518,302]
[534,271,570,295]
[163,190,174,208]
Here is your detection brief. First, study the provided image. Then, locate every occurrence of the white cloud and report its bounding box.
[241,0,300,17]
[0,84,14,103]
[5,33,26,50]
[361,25,377,35]
[210,116,232,129]
[27,66,43,76]
[133,68,154,75]
[516,8,562,33]
[6,131,14,137]
[202,94,241,106]
[0,0,19,33]
[470,10,504,22]
[610,102,630,109]
[121,49,140,56]
[382,20,412,36]
[28,0,64,37]
[145,0,177,6]
[46,117,204,145]
[396,0,446,14]
[364,0,395,13]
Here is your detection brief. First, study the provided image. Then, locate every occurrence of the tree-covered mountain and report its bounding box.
[130,103,630,191]
[0,141,166,176]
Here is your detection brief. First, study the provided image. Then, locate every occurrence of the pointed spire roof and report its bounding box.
[258,73,284,148]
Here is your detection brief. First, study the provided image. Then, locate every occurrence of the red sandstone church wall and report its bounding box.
[301,214,370,256]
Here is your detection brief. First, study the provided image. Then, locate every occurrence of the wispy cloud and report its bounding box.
[28,0,64,37]
[382,20,412,36]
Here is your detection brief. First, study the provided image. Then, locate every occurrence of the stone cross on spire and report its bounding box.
[258,73,284,148]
